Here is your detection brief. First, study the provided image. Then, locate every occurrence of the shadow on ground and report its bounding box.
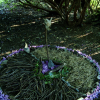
[0,8,100,100]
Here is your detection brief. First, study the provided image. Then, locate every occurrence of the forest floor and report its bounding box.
[0,7,100,65]
[0,6,100,100]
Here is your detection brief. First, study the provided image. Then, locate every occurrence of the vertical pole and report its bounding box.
[45,28,49,60]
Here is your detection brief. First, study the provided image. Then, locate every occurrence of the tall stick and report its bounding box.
[45,28,49,60]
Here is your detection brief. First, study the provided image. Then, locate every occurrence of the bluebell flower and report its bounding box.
[42,61,49,74]
[92,59,96,63]
[0,90,10,100]
[81,53,86,56]
[3,57,6,60]
[42,69,49,74]
[59,47,66,49]
[87,56,92,60]
[36,45,44,48]
[32,46,37,48]
[68,48,72,51]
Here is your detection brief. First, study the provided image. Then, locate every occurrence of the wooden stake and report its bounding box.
[45,28,49,60]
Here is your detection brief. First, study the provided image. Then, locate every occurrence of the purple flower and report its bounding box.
[31,46,37,48]
[76,51,82,54]
[87,56,92,60]
[0,90,10,100]
[41,61,49,74]
[81,53,86,56]
[59,47,66,49]
[51,67,54,70]
[89,96,94,100]
[8,53,13,57]
[84,97,90,100]
[17,48,22,53]
[92,93,98,98]
[96,62,100,67]
[4,95,9,100]
[36,45,44,48]
[3,57,6,60]
[43,64,48,70]
[42,69,49,74]
[0,61,3,64]
[56,46,60,48]
[72,50,74,52]
[92,59,96,63]
[67,48,72,51]
[96,86,100,91]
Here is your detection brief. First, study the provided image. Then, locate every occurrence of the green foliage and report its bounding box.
[38,9,40,11]
[0,0,10,4]
[0,0,18,11]
[30,54,71,85]
[53,58,62,64]
[90,0,100,10]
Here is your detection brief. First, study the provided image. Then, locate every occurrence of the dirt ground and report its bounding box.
[0,7,100,99]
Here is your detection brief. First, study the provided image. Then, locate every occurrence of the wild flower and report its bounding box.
[0,90,10,100]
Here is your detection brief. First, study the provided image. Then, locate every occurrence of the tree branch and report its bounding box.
[18,0,55,12]
[18,0,63,18]
[44,0,63,18]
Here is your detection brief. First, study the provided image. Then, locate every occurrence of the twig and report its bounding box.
[45,28,49,60]
[49,64,64,73]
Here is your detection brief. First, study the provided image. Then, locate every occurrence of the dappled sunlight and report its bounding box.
[10,21,36,28]
[75,32,93,39]
[78,44,90,51]
[27,21,36,24]
[0,50,18,57]
[0,34,6,38]
[94,45,100,48]
[79,44,100,51]
[0,51,11,56]
[46,17,60,24]
[10,24,20,27]
[75,49,83,52]
[75,44,100,56]
[67,43,75,46]
[75,48,100,57]
[90,51,100,56]
[0,31,5,34]
[52,18,60,23]
[60,41,65,43]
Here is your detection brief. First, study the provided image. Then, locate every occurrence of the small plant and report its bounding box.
[53,58,62,64]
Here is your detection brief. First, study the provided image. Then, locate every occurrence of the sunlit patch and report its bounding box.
[10,24,20,27]
[0,34,6,38]
[76,32,93,38]
[60,41,64,43]
[10,21,36,28]
[0,51,11,56]
[94,45,100,48]
[28,21,35,24]
[90,51,100,56]
[52,18,60,23]
[0,31,5,34]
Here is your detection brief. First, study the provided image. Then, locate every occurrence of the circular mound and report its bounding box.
[0,45,100,100]
[32,46,97,93]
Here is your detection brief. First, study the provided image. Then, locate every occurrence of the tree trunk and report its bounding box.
[77,0,91,26]
[17,0,91,26]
